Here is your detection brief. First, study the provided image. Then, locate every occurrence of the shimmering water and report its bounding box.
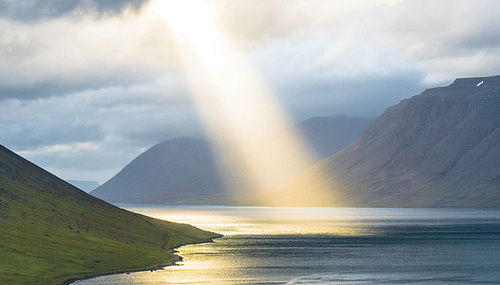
[73,206,500,284]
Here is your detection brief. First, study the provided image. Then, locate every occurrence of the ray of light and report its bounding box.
[150,0,341,206]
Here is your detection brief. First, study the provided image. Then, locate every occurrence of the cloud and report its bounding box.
[0,0,148,22]
[17,141,142,183]
[2,0,499,102]
[0,121,104,150]
[0,4,179,101]
[213,0,500,84]
[214,0,397,48]
[275,73,425,119]
[379,0,500,82]
[244,17,424,119]
[0,77,198,148]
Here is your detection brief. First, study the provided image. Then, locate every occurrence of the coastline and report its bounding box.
[62,235,222,285]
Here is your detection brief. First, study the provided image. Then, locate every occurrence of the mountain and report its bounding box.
[66,180,100,192]
[0,144,219,284]
[91,117,373,204]
[307,75,500,207]
[91,138,227,204]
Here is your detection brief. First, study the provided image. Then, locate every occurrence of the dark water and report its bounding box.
[73,206,500,284]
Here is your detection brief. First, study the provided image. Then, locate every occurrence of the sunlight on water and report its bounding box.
[126,206,375,236]
[73,206,500,285]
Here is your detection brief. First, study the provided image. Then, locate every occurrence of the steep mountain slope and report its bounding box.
[0,144,219,284]
[315,76,500,207]
[91,117,373,204]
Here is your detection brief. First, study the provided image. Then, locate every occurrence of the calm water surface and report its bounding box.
[73,206,500,284]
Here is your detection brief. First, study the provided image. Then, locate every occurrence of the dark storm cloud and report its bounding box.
[0,0,149,22]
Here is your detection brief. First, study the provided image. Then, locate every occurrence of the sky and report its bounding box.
[1,0,499,184]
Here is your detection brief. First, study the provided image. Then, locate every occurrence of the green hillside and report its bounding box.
[0,145,220,284]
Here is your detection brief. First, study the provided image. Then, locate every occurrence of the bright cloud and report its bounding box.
[379,0,500,82]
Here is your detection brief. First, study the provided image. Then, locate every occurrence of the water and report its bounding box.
[73,206,500,284]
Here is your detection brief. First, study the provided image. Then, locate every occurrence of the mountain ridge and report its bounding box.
[315,75,500,207]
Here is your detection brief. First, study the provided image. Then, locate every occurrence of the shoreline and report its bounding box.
[62,235,222,285]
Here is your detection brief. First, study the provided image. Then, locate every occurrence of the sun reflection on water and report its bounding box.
[126,206,374,236]
[104,206,375,284]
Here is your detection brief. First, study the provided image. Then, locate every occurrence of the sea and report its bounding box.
[72,206,500,284]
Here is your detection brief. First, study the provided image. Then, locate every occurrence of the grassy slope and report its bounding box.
[0,145,220,284]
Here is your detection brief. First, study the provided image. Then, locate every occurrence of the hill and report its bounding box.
[91,117,373,204]
[309,75,500,207]
[0,144,219,284]
[91,138,227,204]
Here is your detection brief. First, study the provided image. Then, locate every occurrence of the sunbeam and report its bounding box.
[152,0,340,206]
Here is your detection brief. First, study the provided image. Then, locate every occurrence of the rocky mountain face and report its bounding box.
[91,116,373,204]
[318,76,500,207]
